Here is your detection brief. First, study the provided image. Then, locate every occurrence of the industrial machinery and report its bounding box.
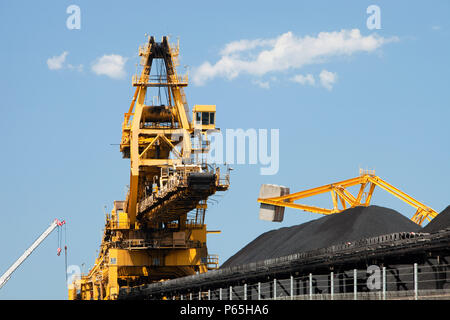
[68,36,230,300]
[0,219,66,289]
[258,170,438,225]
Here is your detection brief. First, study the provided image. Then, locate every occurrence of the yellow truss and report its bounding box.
[257,171,438,225]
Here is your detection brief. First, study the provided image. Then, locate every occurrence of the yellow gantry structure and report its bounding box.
[258,170,438,226]
[68,36,229,300]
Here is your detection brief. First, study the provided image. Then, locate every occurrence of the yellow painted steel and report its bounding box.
[258,170,438,225]
[69,36,229,300]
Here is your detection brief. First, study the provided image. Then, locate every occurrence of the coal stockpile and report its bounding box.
[423,205,450,233]
[221,205,422,268]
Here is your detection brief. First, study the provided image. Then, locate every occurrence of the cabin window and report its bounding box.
[195,112,215,125]
[202,112,209,125]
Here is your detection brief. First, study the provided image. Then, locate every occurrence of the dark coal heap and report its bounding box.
[221,205,422,268]
[423,205,450,233]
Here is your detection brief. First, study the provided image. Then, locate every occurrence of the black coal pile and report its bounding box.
[423,205,450,233]
[222,205,422,268]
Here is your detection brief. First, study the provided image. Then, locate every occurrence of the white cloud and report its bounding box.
[47,52,83,72]
[47,51,69,70]
[91,54,127,79]
[291,73,315,86]
[220,38,275,55]
[431,25,441,31]
[68,64,83,72]
[192,29,398,86]
[319,69,337,90]
[252,79,270,89]
[291,71,337,90]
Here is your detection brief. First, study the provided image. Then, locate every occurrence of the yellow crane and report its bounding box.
[258,170,438,225]
[69,36,229,300]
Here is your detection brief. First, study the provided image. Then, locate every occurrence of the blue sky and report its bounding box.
[0,0,448,299]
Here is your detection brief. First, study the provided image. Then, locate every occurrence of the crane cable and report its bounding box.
[64,223,68,283]
[56,221,68,282]
[57,224,62,256]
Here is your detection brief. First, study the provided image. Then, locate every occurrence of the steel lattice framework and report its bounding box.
[258,171,438,225]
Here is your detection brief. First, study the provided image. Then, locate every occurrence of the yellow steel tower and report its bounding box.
[69,36,230,300]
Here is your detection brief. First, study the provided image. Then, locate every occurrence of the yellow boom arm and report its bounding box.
[257,172,438,225]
